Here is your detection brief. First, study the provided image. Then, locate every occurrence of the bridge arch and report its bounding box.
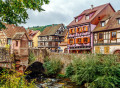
[24,61,45,82]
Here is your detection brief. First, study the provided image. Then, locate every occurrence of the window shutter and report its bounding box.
[69,29,71,34]
[80,27,82,32]
[76,38,78,43]
[73,28,75,33]
[76,28,79,33]
[88,37,90,43]
[73,39,75,44]
[68,39,70,44]
[86,26,88,31]
[81,38,83,43]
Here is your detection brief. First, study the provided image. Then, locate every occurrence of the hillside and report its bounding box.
[28,24,57,32]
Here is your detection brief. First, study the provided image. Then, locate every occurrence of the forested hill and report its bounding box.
[28,24,57,32]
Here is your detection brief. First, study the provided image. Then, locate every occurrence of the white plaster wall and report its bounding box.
[94,45,120,54]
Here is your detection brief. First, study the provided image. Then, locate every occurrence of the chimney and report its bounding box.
[91,5,94,9]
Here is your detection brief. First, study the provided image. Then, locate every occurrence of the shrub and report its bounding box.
[57,74,65,78]
[65,64,74,77]
[68,54,120,88]
[43,58,62,76]
[0,69,36,88]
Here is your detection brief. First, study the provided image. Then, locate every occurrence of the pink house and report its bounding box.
[67,3,115,53]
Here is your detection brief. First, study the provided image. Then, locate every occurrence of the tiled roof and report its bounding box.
[39,24,64,36]
[93,10,120,32]
[67,3,112,27]
[2,23,32,40]
[12,32,25,40]
[28,30,40,39]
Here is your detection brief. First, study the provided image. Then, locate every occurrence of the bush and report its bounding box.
[65,64,74,77]
[66,54,120,88]
[43,58,62,76]
[0,69,36,88]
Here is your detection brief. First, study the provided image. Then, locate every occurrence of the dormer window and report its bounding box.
[101,21,105,27]
[75,18,78,22]
[118,18,120,24]
[86,15,89,20]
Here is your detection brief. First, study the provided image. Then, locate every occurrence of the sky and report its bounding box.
[20,0,120,28]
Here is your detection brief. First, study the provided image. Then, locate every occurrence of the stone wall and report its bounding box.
[30,48,86,74]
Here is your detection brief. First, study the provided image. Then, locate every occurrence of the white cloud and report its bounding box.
[20,0,120,28]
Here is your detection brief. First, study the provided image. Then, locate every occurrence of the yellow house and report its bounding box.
[59,29,68,53]
[28,30,41,47]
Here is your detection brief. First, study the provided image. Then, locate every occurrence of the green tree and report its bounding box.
[0,0,49,28]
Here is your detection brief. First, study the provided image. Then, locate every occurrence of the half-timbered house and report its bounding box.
[67,3,115,53]
[93,10,120,54]
[38,24,65,52]
[0,23,32,72]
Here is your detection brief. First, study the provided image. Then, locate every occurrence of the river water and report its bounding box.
[36,78,85,88]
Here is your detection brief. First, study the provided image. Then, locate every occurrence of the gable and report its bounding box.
[67,3,115,27]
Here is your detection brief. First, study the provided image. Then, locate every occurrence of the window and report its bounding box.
[70,39,73,44]
[118,18,120,24]
[101,21,105,27]
[69,28,75,34]
[86,15,89,20]
[16,41,18,46]
[83,37,90,44]
[98,32,104,41]
[75,18,78,22]
[83,26,88,32]
[84,38,88,43]
[68,39,74,45]
[76,27,82,33]
[7,39,11,44]
[76,38,83,44]
[111,31,117,40]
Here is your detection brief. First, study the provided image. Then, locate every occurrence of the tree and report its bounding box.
[0,0,49,28]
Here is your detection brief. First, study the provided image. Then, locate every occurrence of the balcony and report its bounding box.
[38,39,63,42]
[38,45,58,48]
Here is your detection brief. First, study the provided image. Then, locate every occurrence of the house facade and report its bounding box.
[59,29,68,53]
[0,23,32,48]
[0,23,32,72]
[38,24,65,52]
[67,3,115,53]
[93,10,120,54]
[28,30,41,48]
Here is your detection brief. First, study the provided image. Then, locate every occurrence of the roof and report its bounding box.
[93,10,120,32]
[67,3,113,27]
[39,24,64,36]
[12,32,25,40]
[28,30,40,39]
[2,23,32,40]
[59,29,67,36]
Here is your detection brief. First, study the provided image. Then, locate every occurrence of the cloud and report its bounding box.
[20,0,120,28]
